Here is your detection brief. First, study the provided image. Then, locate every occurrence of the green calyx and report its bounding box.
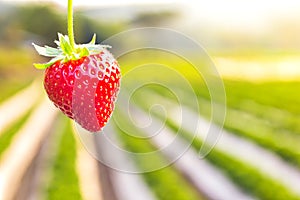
[32,33,110,69]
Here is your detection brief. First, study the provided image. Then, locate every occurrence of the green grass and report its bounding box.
[46,117,82,200]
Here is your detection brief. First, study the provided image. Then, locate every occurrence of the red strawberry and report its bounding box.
[33,34,121,132]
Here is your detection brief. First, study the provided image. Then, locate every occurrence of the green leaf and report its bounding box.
[32,43,47,55]
[89,33,96,45]
[89,34,97,45]
[33,55,63,69]
[54,40,60,47]
[32,43,61,57]
[45,46,62,56]
[33,33,112,70]
[79,47,90,57]
[59,33,73,56]
[33,61,55,69]
[33,63,48,69]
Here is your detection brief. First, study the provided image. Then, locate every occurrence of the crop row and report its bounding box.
[111,110,205,200]
[132,89,300,200]
[164,117,300,200]
[149,82,300,168]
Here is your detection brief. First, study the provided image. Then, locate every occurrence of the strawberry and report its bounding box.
[33,33,121,132]
[32,0,121,132]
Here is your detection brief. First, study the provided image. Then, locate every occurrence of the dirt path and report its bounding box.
[170,105,300,197]
[76,138,103,200]
[128,104,255,200]
[0,81,42,134]
[75,124,158,200]
[0,98,58,200]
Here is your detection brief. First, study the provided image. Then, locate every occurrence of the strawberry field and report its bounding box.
[1,46,300,200]
[1,1,300,200]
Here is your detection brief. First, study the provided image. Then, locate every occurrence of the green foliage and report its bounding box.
[224,80,300,115]
[0,79,32,103]
[224,107,300,167]
[15,5,65,44]
[142,72,300,169]
[207,151,300,200]
[32,33,108,69]
[0,4,126,46]
[73,12,125,44]
[46,118,82,200]
[218,80,300,167]
[171,89,300,169]
[132,79,300,199]
[0,48,35,69]
[128,52,300,198]
[0,48,37,103]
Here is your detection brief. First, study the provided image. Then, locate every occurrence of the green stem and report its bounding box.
[68,0,76,49]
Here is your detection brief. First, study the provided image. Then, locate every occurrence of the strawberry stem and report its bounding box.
[68,0,76,50]
[32,1,109,69]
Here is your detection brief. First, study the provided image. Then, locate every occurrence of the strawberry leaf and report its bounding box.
[33,63,47,69]
[33,62,54,69]
[33,55,63,69]
[59,33,73,56]
[79,47,90,57]
[89,34,96,45]
[54,40,60,46]
[32,43,61,57]
[33,33,110,69]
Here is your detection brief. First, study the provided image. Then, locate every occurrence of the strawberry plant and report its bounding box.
[33,0,121,132]
[46,117,82,200]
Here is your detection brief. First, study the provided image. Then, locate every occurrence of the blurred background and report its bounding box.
[1,0,300,200]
